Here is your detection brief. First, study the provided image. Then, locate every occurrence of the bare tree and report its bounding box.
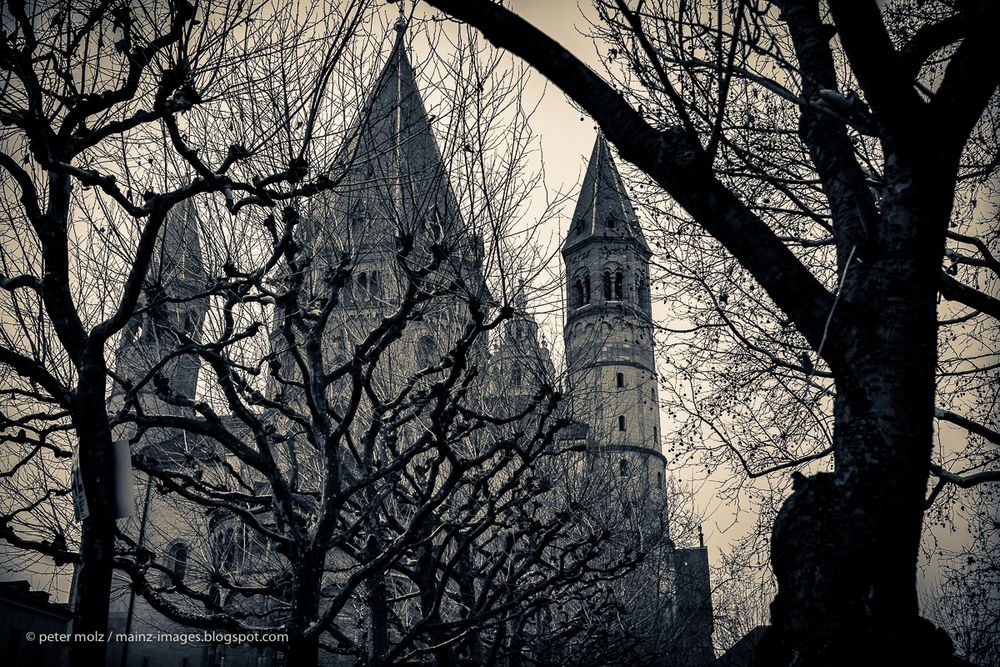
[0,0,374,664]
[4,12,691,666]
[419,0,999,664]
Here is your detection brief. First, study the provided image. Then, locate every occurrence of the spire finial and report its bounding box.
[513,279,528,313]
[394,1,407,34]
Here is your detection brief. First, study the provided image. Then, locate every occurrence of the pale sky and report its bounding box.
[3,0,978,622]
[461,0,977,597]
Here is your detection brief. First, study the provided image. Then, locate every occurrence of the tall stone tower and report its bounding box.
[287,18,488,400]
[106,201,223,667]
[111,200,209,423]
[561,135,715,666]
[562,133,666,514]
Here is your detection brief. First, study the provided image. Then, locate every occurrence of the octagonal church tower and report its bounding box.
[562,134,667,517]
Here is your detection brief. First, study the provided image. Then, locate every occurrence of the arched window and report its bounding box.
[653,426,658,443]
[636,272,650,312]
[140,319,158,345]
[575,218,585,235]
[367,271,384,299]
[427,207,444,240]
[344,270,384,306]
[605,269,623,302]
[657,471,663,487]
[573,272,591,308]
[356,272,369,299]
[349,200,366,230]
[606,215,617,230]
[511,366,522,387]
[166,542,188,583]
[615,372,625,389]
[416,335,438,369]
[618,415,626,432]
[619,459,628,476]
[222,528,238,570]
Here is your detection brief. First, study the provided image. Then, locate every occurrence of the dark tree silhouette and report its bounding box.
[1,11,692,667]
[419,0,1000,664]
[0,0,373,664]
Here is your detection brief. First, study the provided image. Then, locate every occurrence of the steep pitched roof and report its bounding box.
[563,134,650,255]
[309,22,465,253]
[150,199,206,299]
[113,201,207,412]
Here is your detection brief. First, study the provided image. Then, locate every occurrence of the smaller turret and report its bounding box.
[111,200,209,421]
[493,283,556,415]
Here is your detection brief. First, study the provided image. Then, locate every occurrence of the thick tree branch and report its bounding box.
[0,151,43,222]
[773,0,881,263]
[926,462,1000,508]
[939,272,1000,320]
[0,345,72,407]
[935,409,1000,447]
[930,465,1000,489]
[931,4,1000,153]
[828,0,924,143]
[0,272,42,293]
[422,0,841,368]
[899,14,965,80]
[947,230,1000,277]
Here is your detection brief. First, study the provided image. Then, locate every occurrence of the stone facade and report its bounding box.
[98,23,714,667]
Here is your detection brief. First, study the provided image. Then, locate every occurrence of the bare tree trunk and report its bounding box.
[365,533,389,665]
[506,613,524,667]
[456,552,484,664]
[757,179,955,665]
[69,364,117,667]
[416,540,454,667]
[287,551,323,667]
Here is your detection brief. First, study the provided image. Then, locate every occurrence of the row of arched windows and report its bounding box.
[570,269,650,311]
[343,269,384,307]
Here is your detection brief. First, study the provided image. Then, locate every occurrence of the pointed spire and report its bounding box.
[113,200,207,412]
[512,279,529,314]
[507,280,537,341]
[318,19,465,247]
[563,133,650,255]
[151,199,206,299]
[394,0,407,34]
[496,281,555,402]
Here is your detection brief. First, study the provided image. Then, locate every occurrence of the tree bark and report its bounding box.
[68,362,117,667]
[456,551,484,665]
[416,540,455,667]
[287,551,323,667]
[365,534,389,666]
[756,160,957,665]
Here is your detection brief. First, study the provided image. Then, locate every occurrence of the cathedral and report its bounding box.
[103,19,713,667]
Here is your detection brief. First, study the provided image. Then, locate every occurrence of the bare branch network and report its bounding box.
[1,1,998,666]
